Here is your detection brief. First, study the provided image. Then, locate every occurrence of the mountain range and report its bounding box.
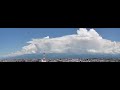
[2,53,120,60]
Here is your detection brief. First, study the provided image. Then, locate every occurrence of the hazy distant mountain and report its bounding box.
[3,53,120,60]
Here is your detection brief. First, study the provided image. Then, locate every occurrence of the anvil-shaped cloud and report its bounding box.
[5,28,120,57]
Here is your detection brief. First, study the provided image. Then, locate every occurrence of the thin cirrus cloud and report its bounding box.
[5,28,120,57]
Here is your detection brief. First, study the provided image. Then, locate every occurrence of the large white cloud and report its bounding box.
[5,28,120,57]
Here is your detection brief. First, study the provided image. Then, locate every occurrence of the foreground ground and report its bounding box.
[0,58,120,62]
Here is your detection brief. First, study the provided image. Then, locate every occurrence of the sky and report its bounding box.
[0,28,120,58]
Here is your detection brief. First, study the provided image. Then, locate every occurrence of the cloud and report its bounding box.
[5,28,120,57]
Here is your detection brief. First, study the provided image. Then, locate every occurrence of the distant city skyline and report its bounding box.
[0,28,120,58]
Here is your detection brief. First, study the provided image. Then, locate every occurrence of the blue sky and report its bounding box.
[0,28,120,57]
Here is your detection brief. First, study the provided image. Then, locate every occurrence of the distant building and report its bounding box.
[41,52,47,62]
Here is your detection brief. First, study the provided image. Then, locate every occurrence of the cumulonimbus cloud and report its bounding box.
[5,28,120,57]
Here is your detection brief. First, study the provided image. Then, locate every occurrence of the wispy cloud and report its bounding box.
[4,28,120,57]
